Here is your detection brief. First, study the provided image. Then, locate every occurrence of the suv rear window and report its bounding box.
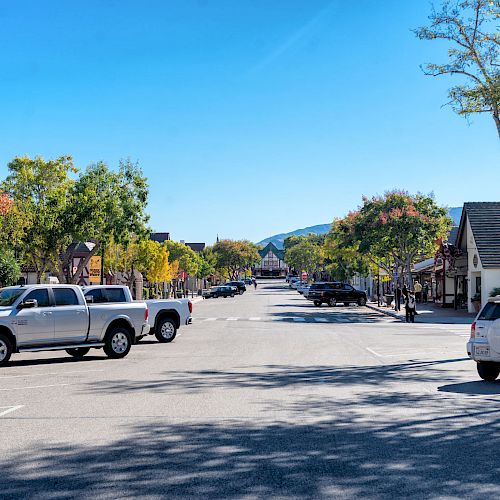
[478,303,500,321]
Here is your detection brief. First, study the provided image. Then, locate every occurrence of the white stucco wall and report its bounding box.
[483,270,500,301]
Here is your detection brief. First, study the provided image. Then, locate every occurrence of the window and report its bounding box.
[84,288,104,304]
[478,303,500,321]
[0,288,24,306]
[53,288,79,306]
[343,284,354,291]
[24,289,50,307]
[103,288,126,303]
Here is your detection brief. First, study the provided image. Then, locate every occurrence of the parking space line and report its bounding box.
[0,405,24,417]
[365,347,383,358]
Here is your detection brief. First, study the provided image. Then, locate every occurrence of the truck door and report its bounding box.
[51,288,88,343]
[16,289,55,346]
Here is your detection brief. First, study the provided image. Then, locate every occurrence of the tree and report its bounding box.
[416,0,500,138]
[336,191,452,289]
[284,239,323,279]
[197,248,216,280]
[164,241,200,277]
[1,156,77,283]
[0,252,21,287]
[212,240,260,280]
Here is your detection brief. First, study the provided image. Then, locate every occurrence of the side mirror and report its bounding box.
[18,299,38,309]
[85,296,94,304]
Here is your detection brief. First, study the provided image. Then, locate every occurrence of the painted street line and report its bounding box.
[314,317,328,322]
[226,318,239,321]
[0,369,104,380]
[292,317,306,322]
[0,383,70,392]
[365,347,383,358]
[0,405,24,417]
[204,318,217,321]
[249,317,261,321]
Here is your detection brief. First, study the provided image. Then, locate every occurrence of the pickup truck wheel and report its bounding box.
[0,334,13,366]
[66,347,90,358]
[358,297,367,306]
[328,298,337,307]
[313,301,321,307]
[477,362,500,381]
[103,327,132,359]
[155,318,177,343]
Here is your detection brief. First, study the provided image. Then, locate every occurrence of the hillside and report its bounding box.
[257,207,463,249]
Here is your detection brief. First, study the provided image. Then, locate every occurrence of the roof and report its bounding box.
[447,226,459,245]
[66,241,96,254]
[459,202,500,269]
[186,243,205,253]
[258,242,285,261]
[413,258,435,272]
[150,232,170,243]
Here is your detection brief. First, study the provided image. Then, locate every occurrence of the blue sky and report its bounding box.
[0,0,498,244]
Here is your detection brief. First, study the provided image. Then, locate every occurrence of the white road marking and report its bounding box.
[314,317,328,322]
[365,347,383,358]
[227,318,239,321]
[204,318,217,321]
[0,405,24,417]
[249,317,261,321]
[0,384,70,392]
[0,369,104,380]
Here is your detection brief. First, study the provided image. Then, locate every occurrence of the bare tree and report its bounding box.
[415,0,500,138]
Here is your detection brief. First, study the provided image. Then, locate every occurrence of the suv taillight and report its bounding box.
[471,321,476,338]
[145,308,149,321]
[188,301,193,314]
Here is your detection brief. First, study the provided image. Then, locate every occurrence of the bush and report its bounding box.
[0,253,21,287]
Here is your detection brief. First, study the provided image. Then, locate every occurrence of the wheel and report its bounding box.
[231,294,235,298]
[477,362,500,381]
[313,301,321,307]
[155,318,177,343]
[103,327,132,359]
[0,333,13,367]
[66,347,90,358]
[358,297,367,306]
[328,297,337,307]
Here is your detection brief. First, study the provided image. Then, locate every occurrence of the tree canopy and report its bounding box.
[212,239,260,280]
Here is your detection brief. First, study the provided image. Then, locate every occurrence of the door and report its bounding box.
[341,284,357,303]
[51,288,88,343]
[16,289,55,346]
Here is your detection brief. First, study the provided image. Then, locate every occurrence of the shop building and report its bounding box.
[254,242,287,278]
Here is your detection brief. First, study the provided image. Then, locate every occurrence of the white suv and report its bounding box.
[467,296,500,380]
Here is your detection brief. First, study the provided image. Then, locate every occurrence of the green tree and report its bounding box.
[416,0,500,138]
[212,239,260,280]
[284,239,323,279]
[0,252,20,287]
[197,248,216,279]
[1,156,77,283]
[164,241,201,277]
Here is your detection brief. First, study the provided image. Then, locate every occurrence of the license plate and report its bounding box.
[475,346,490,357]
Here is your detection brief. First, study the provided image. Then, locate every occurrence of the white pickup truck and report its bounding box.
[82,285,192,343]
[0,284,150,367]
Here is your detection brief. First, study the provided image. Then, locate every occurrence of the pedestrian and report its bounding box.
[402,284,408,302]
[414,281,423,304]
[423,282,429,303]
[405,291,416,323]
[396,285,402,312]
[253,278,257,290]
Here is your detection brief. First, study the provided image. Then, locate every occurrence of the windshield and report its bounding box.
[478,303,500,321]
[0,288,24,307]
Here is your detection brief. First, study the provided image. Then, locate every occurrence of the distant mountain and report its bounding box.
[257,223,332,249]
[257,207,463,250]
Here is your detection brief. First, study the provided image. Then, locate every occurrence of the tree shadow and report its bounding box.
[270,310,400,324]
[438,381,500,395]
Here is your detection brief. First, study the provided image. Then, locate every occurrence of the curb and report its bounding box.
[365,303,404,322]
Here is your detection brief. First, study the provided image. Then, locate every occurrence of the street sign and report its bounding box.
[89,256,102,284]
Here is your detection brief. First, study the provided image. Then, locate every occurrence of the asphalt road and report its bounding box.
[1,280,497,499]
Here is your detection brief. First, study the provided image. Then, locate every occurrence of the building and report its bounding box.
[185,243,205,253]
[254,242,287,278]
[150,232,170,243]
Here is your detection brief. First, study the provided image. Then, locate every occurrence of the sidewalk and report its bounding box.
[366,300,475,324]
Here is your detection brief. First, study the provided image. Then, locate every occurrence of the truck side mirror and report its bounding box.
[18,299,38,309]
[85,296,94,304]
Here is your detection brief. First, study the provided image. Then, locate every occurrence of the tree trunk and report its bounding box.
[406,259,414,290]
[493,111,500,140]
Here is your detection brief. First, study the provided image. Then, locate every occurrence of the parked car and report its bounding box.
[243,278,253,285]
[467,296,500,380]
[225,281,247,294]
[306,282,367,307]
[296,283,310,295]
[289,277,301,289]
[83,285,192,344]
[203,285,235,299]
[0,284,150,366]
[286,274,297,283]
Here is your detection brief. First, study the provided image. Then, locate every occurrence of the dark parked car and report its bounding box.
[225,281,247,294]
[204,286,235,299]
[306,282,367,307]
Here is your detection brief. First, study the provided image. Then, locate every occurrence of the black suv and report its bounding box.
[306,282,367,307]
[225,281,247,294]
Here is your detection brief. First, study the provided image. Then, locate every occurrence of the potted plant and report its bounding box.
[472,293,481,313]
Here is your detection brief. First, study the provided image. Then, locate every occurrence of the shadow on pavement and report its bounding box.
[270,309,398,324]
[2,355,105,368]
[438,380,500,395]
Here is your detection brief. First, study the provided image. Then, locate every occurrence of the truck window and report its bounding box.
[84,288,105,304]
[53,288,79,306]
[103,288,126,302]
[478,303,500,321]
[24,289,50,307]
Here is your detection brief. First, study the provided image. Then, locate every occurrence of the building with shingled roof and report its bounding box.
[254,242,287,278]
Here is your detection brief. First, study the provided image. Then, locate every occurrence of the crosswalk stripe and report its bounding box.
[249,317,261,321]
[204,318,217,321]
[227,318,238,321]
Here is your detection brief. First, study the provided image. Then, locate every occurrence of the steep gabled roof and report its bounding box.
[459,202,500,268]
[258,242,285,261]
[186,243,205,253]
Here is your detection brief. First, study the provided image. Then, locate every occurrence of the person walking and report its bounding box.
[405,291,416,323]
[253,278,258,290]
[423,282,429,303]
[414,281,423,304]
[395,285,402,312]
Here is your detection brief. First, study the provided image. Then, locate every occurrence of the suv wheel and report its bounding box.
[328,298,337,307]
[358,297,367,306]
[155,318,177,343]
[0,333,13,367]
[66,347,91,358]
[313,301,321,307]
[477,362,500,381]
[103,327,132,359]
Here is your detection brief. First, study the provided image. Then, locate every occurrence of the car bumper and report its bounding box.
[141,322,151,336]
[186,317,192,326]
[467,339,500,362]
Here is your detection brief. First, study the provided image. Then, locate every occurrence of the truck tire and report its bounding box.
[155,318,177,343]
[358,297,367,306]
[103,327,132,359]
[66,347,91,358]
[313,301,321,307]
[477,362,500,381]
[328,297,337,307]
[0,333,13,367]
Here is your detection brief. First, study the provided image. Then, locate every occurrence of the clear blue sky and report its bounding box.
[0,0,498,244]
